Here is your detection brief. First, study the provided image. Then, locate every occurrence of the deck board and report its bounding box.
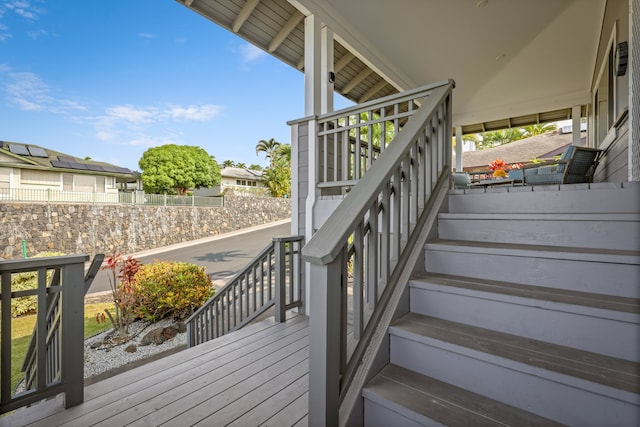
[5,313,310,427]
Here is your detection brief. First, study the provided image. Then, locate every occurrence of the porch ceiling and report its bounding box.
[177,0,605,134]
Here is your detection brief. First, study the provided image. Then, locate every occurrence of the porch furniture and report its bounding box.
[452,172,471,189]
[468,178,514,188]
[522,146,602,186]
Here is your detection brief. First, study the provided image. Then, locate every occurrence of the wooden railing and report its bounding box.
[21,255,103,392]
[0,255,90,414]
[317,84,442,193]
[302,80,454,425]
[186,235,304,347]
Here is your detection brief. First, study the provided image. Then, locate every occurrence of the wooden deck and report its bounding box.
[4,313,309,427]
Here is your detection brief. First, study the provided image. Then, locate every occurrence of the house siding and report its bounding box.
[595,118,629,183]
[296,122,309,239]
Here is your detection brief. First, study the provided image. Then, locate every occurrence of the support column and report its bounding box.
[572,105,582,146]
[629,0,640,181]
[455,126,463,172]
[321,26,334,114]
[304,14,322,116]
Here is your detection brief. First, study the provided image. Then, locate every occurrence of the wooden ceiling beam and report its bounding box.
[358,80,388,103]
[341,68,373,95]
[268,11,304,53]
[233,0,261,33]
[334,52,354,73]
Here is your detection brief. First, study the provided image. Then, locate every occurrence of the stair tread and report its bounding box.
[391,312,640,394]
[438,212,640,221]
[365,364,566,427]
[411,272,640,314]
[426,239,640,258]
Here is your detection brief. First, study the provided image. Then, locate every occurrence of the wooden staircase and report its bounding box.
[363,183,640,426]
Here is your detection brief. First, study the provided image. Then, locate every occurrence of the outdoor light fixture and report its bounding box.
[329,71,335,83]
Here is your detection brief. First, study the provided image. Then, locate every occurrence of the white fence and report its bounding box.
[0,188,224,207]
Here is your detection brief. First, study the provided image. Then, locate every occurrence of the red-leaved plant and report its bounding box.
[99,251,142,339]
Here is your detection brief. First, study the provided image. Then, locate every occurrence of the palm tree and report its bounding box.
[256,138,281,165]
[521,123,558,137]
[479,128,524,149]
[221,159,235,168]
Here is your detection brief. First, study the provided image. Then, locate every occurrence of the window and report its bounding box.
[593,25,618,146]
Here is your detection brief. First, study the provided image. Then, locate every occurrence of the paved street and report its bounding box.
[87,220,292,294]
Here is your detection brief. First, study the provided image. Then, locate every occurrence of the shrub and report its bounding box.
[132,261,213,322]
[10,252,65,317]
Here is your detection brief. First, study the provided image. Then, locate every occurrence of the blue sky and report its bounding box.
[0,0,345,171]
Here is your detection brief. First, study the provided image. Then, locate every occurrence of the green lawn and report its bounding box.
[8,302,115,393]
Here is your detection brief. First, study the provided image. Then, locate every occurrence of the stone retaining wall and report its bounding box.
[0,195,291,259]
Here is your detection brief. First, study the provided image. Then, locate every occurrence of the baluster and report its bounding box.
[353,222,364,340]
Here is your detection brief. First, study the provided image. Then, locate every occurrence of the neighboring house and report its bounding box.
[454,131,587,172]
[0,140,137,202]
[194,167,267,196]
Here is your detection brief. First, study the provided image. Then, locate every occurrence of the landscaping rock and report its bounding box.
[125,344,137,353]
[140,325,181,346]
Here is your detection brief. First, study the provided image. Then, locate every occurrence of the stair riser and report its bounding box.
[390,335,640,427]
[410,284,640,361]
[363,399,440,427]
[448,186,640,214]
[437,218,640,251]
[424,249,640,298]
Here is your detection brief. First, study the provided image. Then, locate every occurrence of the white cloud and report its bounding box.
[1,68,87,113]
[167,105,222,121]
[4,70,50,111]
[3,1,43,20]
[93,103,223,146]
[240,43,266,63]
[105,105,156,124]
[28,28,47,40]
[138,32,157,39]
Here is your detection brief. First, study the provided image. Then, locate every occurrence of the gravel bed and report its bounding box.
[84,318,187,379]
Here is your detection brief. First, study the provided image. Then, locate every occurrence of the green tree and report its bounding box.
[262,143,291,197]
[477,128,524,149]
[221,159,235,168]
[256,138,281,165]
[139,144,221,195]
[235,162,247,169]
[521,123,558,137]
[248,164,263,171]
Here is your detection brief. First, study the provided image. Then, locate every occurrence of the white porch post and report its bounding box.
[321,26,334,114]
[572,105,582,146]
[629,0,640,181]
[303,14,335,317]
[455,126,463,171]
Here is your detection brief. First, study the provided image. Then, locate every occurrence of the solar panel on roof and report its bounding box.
[69,162,91,170]
[8,144,30,156]
[58,156,76,162]
[27,146,48,157]
[51,160,73,168]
